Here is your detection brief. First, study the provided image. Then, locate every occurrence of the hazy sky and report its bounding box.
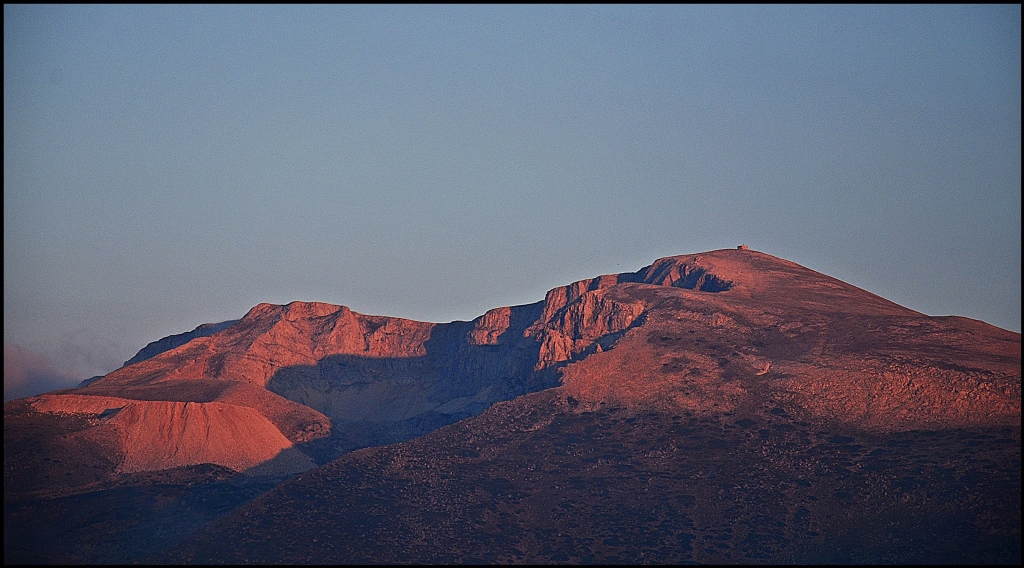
[4,5,1021,399]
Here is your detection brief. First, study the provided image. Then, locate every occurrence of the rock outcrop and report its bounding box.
[5,247,1020,565]
[9,248,1019,479]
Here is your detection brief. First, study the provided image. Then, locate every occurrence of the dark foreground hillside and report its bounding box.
[5,249,1020,564]
[164,390,1021,564]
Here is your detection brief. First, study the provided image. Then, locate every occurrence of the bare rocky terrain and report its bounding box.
[4,248,1020,564]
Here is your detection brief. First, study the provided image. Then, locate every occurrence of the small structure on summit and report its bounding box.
[737,244,749,250]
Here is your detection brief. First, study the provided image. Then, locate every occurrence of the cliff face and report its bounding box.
[5,248,1021,564]
[157,252,1018,565]
[7,248,1020,482]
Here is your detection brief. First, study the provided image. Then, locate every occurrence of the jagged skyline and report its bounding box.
[7,247,1019,563]
[4,5,1021,400]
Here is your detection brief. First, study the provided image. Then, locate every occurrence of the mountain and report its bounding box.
[120,319,240,369]
[4,248,1020,564]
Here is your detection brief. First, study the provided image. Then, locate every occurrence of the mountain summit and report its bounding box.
[5,248,1020,563]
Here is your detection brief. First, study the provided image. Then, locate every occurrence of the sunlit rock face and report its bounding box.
[5,248,1020,564]
[162,251,1018,565]
[11,248,1020,478]
[119,319,239,369]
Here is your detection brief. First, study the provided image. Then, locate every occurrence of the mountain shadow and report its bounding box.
[266,302,556,464]
[7,248,1019,564]
[166,391,1021,564]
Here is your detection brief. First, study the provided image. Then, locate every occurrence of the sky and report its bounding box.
[4,5,1021,401]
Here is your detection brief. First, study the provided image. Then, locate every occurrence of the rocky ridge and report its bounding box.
[8,248,1020,482]
[5,247,1020,564]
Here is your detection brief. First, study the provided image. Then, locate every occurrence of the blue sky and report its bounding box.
[4,5,1021,399]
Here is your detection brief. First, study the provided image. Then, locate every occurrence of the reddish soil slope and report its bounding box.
[5,248,1020,564]
[7,247,1018,479]
[164,249,1020,564]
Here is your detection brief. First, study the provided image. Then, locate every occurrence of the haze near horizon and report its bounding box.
[4,5,1021,401]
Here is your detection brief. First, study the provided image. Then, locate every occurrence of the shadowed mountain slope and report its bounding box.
[168,393,1021,564]
[5,248,1020,564]
[160,249,1020,564]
